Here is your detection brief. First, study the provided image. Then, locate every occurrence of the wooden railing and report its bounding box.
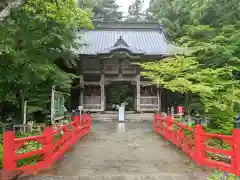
[153,113,240,176]
[140,96,158,105]
[83,67,100,74]
[83,96,101,110]
[2,114,91,174]
[139,96,158,111]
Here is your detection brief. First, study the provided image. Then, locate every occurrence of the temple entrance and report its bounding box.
[106,82,135,111]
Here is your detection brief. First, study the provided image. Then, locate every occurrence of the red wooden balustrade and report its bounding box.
[2,114,91,174]
[153,113,240,176]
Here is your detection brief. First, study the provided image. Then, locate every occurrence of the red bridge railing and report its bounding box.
[154,113,240,176]
[2,113,91,173]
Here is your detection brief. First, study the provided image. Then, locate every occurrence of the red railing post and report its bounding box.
[194,114,203,165]
[2,131,16,170]
[232,115,240,176]
[43,127,53,168]
[72,110,79,128]
[165,115,172,140]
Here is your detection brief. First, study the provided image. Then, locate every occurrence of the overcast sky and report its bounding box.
[116,0,150,15]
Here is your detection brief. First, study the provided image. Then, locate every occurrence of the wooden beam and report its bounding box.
[100,74,105,111]
[50,85,56,123]
[157,87,161,111]
[84,81,100,85]
[140,81,154,86]
[76,58,84,106]
[136,75,140,112]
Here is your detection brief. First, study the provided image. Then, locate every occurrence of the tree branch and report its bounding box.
[0,0,27,22]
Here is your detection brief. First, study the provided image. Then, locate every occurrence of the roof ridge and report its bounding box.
[92,21,160,24]
[93,21,163,31]
[97,37,145,55]
[113,36,129,47]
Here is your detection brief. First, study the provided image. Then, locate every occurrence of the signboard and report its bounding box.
[78,106,83,111]
[177,106,184,115]
[118,106,125,122]
[54,94,65,117]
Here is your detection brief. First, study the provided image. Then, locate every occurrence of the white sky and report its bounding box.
[116,0,150,15]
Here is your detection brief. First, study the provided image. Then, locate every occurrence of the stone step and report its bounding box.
[90,113,154,122]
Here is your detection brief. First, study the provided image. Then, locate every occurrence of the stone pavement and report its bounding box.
[21,122,212,180]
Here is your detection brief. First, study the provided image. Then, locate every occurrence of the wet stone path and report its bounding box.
[21,122,211,180]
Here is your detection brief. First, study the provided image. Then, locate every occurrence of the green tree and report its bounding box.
[126,0,145,21]
[78,0,96,9]
[0,0,92,121]
[78,0,123,21]
[144,0,240,134]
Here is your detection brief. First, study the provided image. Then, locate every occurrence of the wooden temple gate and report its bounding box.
[77,58,161,112]
[70,21,182,112]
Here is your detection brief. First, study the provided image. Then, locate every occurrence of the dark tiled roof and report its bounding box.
[75,22,184,56]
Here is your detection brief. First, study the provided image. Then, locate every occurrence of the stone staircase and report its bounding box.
[90,112,154,122]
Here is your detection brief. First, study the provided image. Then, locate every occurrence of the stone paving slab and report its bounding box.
[21,122,211,180]
[21,174,208,180]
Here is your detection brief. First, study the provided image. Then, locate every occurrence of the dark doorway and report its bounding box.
[161,89,185,112]
[106,81,134,111]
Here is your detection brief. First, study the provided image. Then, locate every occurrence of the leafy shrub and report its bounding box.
[208,171,240,180]
[16,140,42,167]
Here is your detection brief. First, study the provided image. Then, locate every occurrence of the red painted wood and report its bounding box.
[14,135,45,150]
[201,158,232,173]
[194,125,204,165]
[15,149,44,160]
[173,121,194,132]
[232,129,240,176]
[2,114,92,174]
[201,145,232,156]
[17,161,46,173]
[153,114,240,175]
[42,127,53,168]
[202,132,233,140]
[0,170,22,180]
[2,131,16,170]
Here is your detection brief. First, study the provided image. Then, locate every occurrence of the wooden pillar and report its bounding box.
[157,86,161,112]
[77,58,84,107]
[50,85,55,123]
[100,75,105,111]
[100,58,105,111]
[79,75,84,106]
[136,74,140,112]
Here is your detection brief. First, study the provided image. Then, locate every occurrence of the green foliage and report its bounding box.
[16,140,42,167]
[0,0,92,120]
[144,0,240,134]
[208,171,240,180]
[107,83,133,110]
[141,56,240,113]
[126,0,145,21]
[78,0,123,21]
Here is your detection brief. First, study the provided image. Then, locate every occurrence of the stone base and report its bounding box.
[90,112,154,122]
